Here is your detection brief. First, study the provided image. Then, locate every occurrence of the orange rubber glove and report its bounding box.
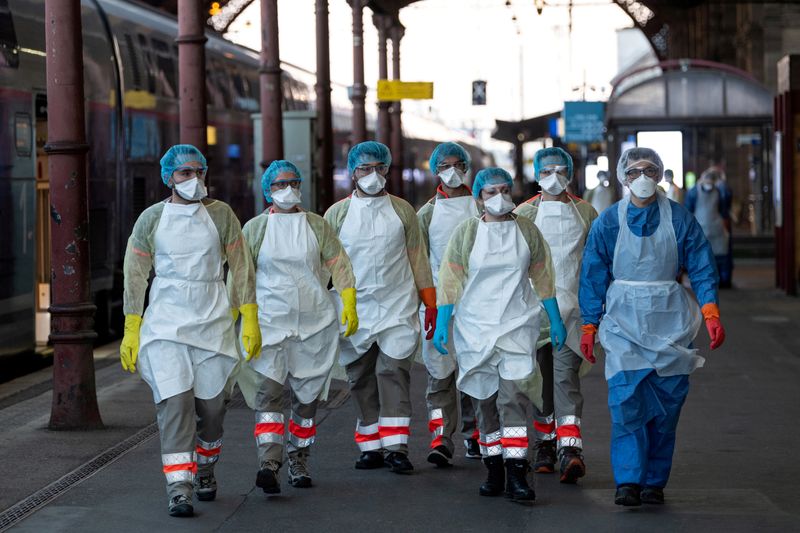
[580,324,597,364]
[702,303,725,350]
[420,287,437,341]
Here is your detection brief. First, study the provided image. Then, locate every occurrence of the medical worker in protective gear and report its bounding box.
[234,160,358,494]
[586,170,615,215]
[120,144,260,518]
[579,147,726,507]
[433,167,565,502]
[514,147,598,484]
[417,142,481,468]
[685,167,732,288]
[324,141,437,474]
[664,169,683,204]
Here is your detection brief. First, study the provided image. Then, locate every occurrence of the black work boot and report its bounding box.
[168,494,194,517]
[427,445,453,468]
[384,451,414,474]
[354,451,384,470]
[558,446,586,484]
[641,486,665,504]
[256,460,281,494]
[194,472,217,501]
[614,483,642,506]
[505,459,536,502]
[533,439,557,474]
[479,455,505,497]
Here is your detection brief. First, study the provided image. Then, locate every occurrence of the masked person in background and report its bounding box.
[685,167,732,288]
[664,169,683,204]
[580,147,726,507]
[234,160,358,495]
[514,148,598,484]
[120,144,261,518]
[586,170,615,215]
[325,141,437,475]
[417,142,481,468]
[432,167,566,502]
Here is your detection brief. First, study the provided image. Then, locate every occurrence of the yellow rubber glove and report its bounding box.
[240,303,262,362]
[340,287,359,338]
[231,307,240,322]
[120,314,142,373]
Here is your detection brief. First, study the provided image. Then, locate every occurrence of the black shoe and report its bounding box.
[168,495,194,517]
[256,461,281,494]
[384,452,414,474]
[614,484,642,507]
[533,439,556,474]
[288,454,312,488]
[479,455,505,497]
[641,486,665,504]
[558,447,586,484]
[505,459,536,502]
[427,445,453,468]
[194,473,217,501]
[464,438,481,459]
[354,451,384,470]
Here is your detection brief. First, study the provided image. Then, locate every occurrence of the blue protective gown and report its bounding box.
[580,195,719,488]
[685,183,733,286]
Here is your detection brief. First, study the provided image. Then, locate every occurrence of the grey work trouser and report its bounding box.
[426,372,478,453]
[346,343,412,454]
[533,343,585,451]
[156,389,226,499]
[253,377,319,466]
[475,378,530,460]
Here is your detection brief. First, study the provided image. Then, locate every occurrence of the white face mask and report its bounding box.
[701,182,714,192]
[271,187,302,209]
[628,176,657,199]
[438,167,465,189]
[174,177,208,201]
[356,171,386,195]
[484,192,515,216]
[539,173,569,196]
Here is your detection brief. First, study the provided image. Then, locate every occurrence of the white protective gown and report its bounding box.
[420,196,479,379]
[590,184,615,215]
[454,219,541,400]
[694,186,729,255]
[598,192,704,380]
[333,194,420,365]
[138,202,239,403]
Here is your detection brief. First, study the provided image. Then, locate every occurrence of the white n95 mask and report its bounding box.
[484,192,515,216]
[539,173,569,195]
[357,171,386,195]
[174,177,208,201]
[271,187,302,209]
[629,176,657,199]
[438,167,464,188]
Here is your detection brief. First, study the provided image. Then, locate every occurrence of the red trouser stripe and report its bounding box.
[354,432,381,443]
[379,426,410,437]
[195,446,221,457]
[254,422,285,437]
[557,424,582,438]
[501,437,529,449]
[431,435,443,448]
[478,439,501,448]
[533,421,555,433]
[163,463,197,474]
[289,420,317,439]
[428,418,444,433]
[471,427,480,440]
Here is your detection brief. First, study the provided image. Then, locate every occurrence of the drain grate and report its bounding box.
[0,423,159,532]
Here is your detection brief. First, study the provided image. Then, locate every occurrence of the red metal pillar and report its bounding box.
[177,0,208,153]
[374,14,391,148]
[389,22,404,196]
[350,0,367,144]
[260,0,283,173]
[316,0,334,209]
[44,0,103,429]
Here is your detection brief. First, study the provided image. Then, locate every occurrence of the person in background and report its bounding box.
[686,167,733,288]
[664,169,683,204]
[586,170,615,215]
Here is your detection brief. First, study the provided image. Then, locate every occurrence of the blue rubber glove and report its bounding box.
[542,297,567,352]
[432,304,454,355]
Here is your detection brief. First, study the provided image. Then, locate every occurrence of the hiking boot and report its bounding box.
[384,451,414,474]
[505,459,536,502]
[288,454,312,488]
[464,438,481,459]
[427,445,453,468]
[479,455,505,497]
[168,495,194,517]
[614,484,642,506]
[354,451,384,470]
[558,446,586,484]
[194,473,217,501]
[256,460,281,494]
[641,486,665,504]
[533,439,556,474]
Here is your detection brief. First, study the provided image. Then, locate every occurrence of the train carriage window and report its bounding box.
[14,113,31,157]
[137,34,157,94]
[0,0,19,69]
[123,34,143,89]
[151,38,177,99]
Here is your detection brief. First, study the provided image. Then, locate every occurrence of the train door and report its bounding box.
[34,93,49,347]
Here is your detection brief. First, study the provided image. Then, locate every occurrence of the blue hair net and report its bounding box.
[347,141,392,176]
[472,167,513,199]
[160,144,207,186]
[429,142,471,175]
[616,147,663,185]
[261,160,302,202]
[533,147,573,181]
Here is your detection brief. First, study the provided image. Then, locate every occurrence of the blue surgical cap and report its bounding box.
[429,142,471,175]
[347,141,392,176]
[616,147,663,184]
[472,167,513,199]
[160,144,207,186]
[262,160,303,202]
[533,147,573,181]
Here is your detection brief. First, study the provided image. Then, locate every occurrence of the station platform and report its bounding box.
[0,259,797,532]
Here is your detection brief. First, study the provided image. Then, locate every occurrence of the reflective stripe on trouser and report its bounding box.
[535,343,585,448]
[556,415,583,450]
[252,376,319,463]
[428,408,445,449]
[155,389,225,498]
[196,437,222,467]
[346,343,412,454]
[425,371,459,453]
[475,378,529,459]
[608,370,689,488]
[354,421,381,452]
[289,411,317,450]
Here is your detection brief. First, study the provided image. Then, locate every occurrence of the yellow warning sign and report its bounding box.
[377,80,434,101]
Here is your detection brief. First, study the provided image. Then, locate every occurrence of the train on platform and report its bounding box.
[0,0,490,357]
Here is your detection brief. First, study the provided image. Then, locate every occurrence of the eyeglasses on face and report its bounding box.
[271,180,301,190]
[625,166,659,180]
[539,165,569,177]
[354,164,389,178]
[436,161,468,173]
[174,166,208,178]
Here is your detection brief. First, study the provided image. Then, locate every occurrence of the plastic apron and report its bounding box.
[598,192,704,381]
[243,212,338,404]
[453,219,540,400]
[420,196,479,379]
[333,194,420,365]
[694,186,729,255]
[138,201,238,403]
